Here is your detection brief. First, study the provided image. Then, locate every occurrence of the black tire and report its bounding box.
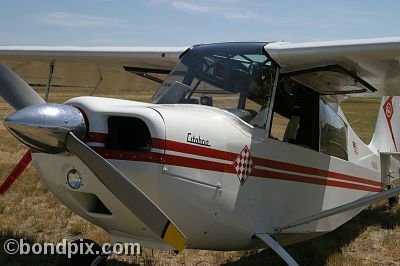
[389,195,399,208]
[57,238,106,266]
[387,184,399,208]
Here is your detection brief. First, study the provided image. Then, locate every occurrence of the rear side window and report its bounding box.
[106,117,151,151]
[320,100,348,160]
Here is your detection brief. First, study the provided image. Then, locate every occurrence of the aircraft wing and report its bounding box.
[0,46,187,93]
[265,37,400,96]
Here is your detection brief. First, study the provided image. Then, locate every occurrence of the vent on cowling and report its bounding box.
[106,117,151,151]
[68,191,112,215]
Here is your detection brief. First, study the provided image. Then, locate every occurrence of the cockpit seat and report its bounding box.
[284,115,300,142]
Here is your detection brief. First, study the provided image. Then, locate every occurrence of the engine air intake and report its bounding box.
[106,117,152,151]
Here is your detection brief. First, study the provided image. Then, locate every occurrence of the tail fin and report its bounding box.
[370,96,400,153]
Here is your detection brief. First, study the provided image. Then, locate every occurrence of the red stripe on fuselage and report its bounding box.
[86,132,381,191]
[251,157,382,187]
[156,138,381,188]
[163,154,381,192]
[92,147,164,164]
[86,132,108,143]
[163,138,236,161]
[251,168,381,192]
[164,154,236,174]
[91,147,380,192]
[152,138,166,150]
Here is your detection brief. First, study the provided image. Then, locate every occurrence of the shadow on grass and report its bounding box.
[0,231,137,266]
[224,203,400,266]
[1,204,399,265]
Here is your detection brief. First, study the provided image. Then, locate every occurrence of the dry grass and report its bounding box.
[0,91,398,265]
[341,97,381,143]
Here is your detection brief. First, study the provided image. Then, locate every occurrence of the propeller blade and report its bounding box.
[65,132,187,251]
[0,63,45,110]
[0,64,42,194]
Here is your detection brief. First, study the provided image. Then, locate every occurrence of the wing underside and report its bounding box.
[265,37,400,96]
[0,46,187,96]
[2,39,400,98]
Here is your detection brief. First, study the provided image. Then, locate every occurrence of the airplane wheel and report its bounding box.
[388,184,399,208]
[389,195,399,208]
[57,238,106,266]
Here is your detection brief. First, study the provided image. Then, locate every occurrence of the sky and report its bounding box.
[1,0,400,47]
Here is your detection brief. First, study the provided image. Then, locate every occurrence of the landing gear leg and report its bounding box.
[255,233,299,266]
[90,242,118,266]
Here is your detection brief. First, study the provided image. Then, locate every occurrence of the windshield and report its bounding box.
[152,42,276,128]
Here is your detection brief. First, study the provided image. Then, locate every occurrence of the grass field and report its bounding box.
[0,90,399,265]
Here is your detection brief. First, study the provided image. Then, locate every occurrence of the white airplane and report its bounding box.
[1,37,400,265]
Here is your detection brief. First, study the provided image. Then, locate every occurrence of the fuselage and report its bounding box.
[31,95,382,250]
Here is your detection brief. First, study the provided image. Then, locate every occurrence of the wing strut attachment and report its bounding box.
[255,233,299,266]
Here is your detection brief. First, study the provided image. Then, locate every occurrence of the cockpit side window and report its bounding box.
[269,75,349,159]
[320,100,348,160]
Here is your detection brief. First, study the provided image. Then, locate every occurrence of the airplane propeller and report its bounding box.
[0,64,45,109]
[0,63,186,251]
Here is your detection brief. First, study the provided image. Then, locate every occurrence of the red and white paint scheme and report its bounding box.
[2,38,400,264]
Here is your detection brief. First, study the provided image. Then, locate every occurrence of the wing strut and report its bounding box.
[277,185,400,232]
[44,60,55,102]
[124,66,170,84]
[90,64,103,96]
[255,234,299,266]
